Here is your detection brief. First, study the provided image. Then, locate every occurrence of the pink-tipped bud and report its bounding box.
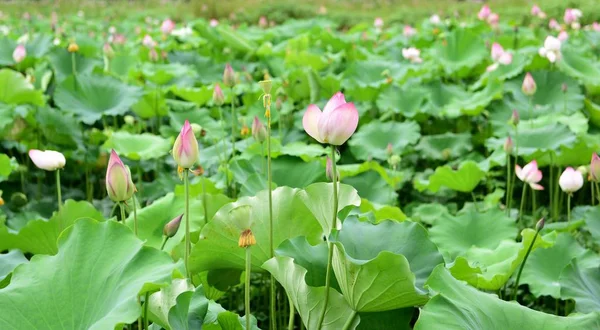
[172,120,199,168]
[522,73,537,96]
[163,214,183,237]
[12,44,26,63]
[161,19,175,35]
[504,136,514,154]
[103,42,114,58]
[374,17,384,28]
[561,83,568,93]
[325,156,339,182]
[223,63,236,87]
[302,92,359,146]
[258,16,268,28]
[213,83,225,106]
[386,143,393,156]
[478,5,491,20]
[106,150,135,202]
[536,218,545,231]
[252,116,267,143]
[590,153,600,182]
[510,110,520,126]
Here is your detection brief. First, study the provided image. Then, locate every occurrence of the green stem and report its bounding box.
[592,181,595,206]
[595,182,600,205]
[56,169,63,214]
[341,310,357,330]
[531,188,536,218]
[518,184,527,225]
[513,229,541,301]
[567,193,571,223]
[316,145,339,330]
[505,153,511,215]
[133,194,138,236]
[245,246,252,330]
[71,52,77,76]
[230,87,236,157]
[184,170,191,278]
[109,202,119,219]
[549,165,554,215]
[288,296,295,330]
[160,237,168,251]
[266,97,276,330]
[528,96,533,128]
[119,202,126,223]
[143,291,150,330]
[202,177,209,224]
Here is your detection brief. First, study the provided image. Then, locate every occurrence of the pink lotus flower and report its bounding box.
[374,17,384,28]
[549,19,561,31]
[106,150,135,202]
[29,149,66,171]
[12,44,26,63]
[564,8,582,25]
[259,16,268,28]
[113,34,126,45]
[490,42,512,65]
[531,5,546,18]
[173,120,199,168]
[430,14,441,25]
[252,116,267,143]
[510,109,520,126]
[161,19,175,34]
[538,36,561,63]
[593,22,600,31]
[559,167,583,193]
[403,25,417,37]
[557,30,568,41]
[223,63,236,87]
[212,83,224,105]
[487,13,499,27]
[478,5,491,20]
[522,72,537,96]
[302,92,359,146]
[209,19,219,27]
[142,34,156,48]
[402,47,422,63]
[590,153,600,181]
[516,160,544,190]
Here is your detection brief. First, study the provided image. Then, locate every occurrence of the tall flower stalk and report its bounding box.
[28,149,66,217]
[515,160,544,226]
[513,218,545,300]
[522,72,536,127]
[559,167,583,222]
[302,92,359,330]
[504,136,514,215]
[239,229,256,330]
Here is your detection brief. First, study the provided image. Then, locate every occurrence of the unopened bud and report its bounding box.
[504,136,514,154]
[223,63,236,87]
[388,154,401,167]
[510,109,520,126]
[238,229,256,248]
[163,214,183,237]
[535,218,545,231]
[252,116,267,143]
[561,83,568,93]
[326,156,339,181]
[213,83,224,106]
[577,165,588,176]
[67,42,79,53]
[386,143,393,156]
[11,192,28,208]
[259,79,272,95]
[124,115,135,125]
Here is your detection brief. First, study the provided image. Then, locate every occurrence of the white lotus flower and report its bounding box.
[29,149,66,171]
[402,47,422,63]
[538,36,561,63]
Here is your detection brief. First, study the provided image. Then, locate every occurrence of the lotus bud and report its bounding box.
[213,83,225,105]
[67,42,79,53]
[535,218,545,231]
[561,83,568,93]
[504,136,514,154]
[386,143,393,157]
[374,17,384,29]
[163,214,183,237]
[103,42,114,58]
[238,229,256,248]
[388,154,401,167]
[510,109,520,126]
[124,115,135,125]
[252,116,267,143]
[161,19,175,35]
[559,167,584,193]
[11,192,28,208]
[577,165,588,176]
[190,123,202,137]
[28,149,66,171]
[325,156,339,182]
[590,153,600,182]
[302,92,359,146]
[106,150,135,202]
[478,5,491,20]
[12,44,26,63]
[172,120,199,168]
[522,73,537,96]
[223,63,236,88]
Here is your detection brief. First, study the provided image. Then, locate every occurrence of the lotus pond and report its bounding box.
[1,3,600,330]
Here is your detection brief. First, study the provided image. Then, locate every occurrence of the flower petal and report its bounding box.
[302,104,323,143]
[515,165,524,181]
[530,183,545,190]
[529,170,543,183]
[322,92,346,114]
[318,102,359,146]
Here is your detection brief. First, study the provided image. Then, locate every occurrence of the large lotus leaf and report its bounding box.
[348,121,420,161]
[423,161,485,193]
[0,250,27,282]
[582,206,600,245]
[189,187,323,273]
[297,183,361,234]
[558,48,600,94]
[376,84,426,118]
[331,217,443,312]
[421,82,469,116]
[560,260,600,313]
[263,256,360,330]
[167,285,209,330]
[414,265,600,330]
[342,170,398,205]
[342,60,405,88]
[102,132,172,160]
[48,49,102,82]
[444,80,503,117]
[521,233,600,298]
[0,200,104,255]
[170,86,213,107]
[275,236,335,288]
[0,69,44,106]
[357,308,413,330]
[475,51,530,86]
[338,161,405,188]
[586,99,600,128]
[0,219,176,330]
[415,132,472,161]
[513,123,576,157]
[410,203,452,226]
[279,142,328,160]
[132,89,169,119]
[149,278,195,329]
[54,74,143,124]
[358,198,406,223]
[434,29,486,76]
[429,206,517,261]
[0,153,14,182]
[449,229,556,290]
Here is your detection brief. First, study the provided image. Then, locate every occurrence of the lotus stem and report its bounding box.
[184,170,191,278]
[245,246,252,330]
[144,291,150,330]
[591,181,595,206]
[567,193,571,222]
[264,90,276,330]
[160,237,168,251]
[133,194,138,236]
[549,165,555,215]
[528,96,533,128]
[56,169,63,214]
[505,153,511,215]
[230,87,236,157]
[288,296,295,330]
[531,189,536,218]
[202,176,209,224]
[342,310,357,330]
[595,182,600,204]
[513,228,541,301]
[518,184,527,226]
[71,52,77,76]
[119,202,126,223]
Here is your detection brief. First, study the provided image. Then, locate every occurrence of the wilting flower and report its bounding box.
[549,19,561,31]
[557,30,568,41]
[12,44,26,63]
[142,34,156,48]
[478,5,491,20]
[163,214,183,237]
[374,17,384,29]
[516,160,544,190]
[252,116,267,143]
[173,120,199,168]
[522,73,537,96]
[209,19,219,27]
[531,5,546,19]
[590,153,600,182]
[430,14,441,25]
[504,136,514,154]
[223,63,236,87]
[564,8,582,25]
[559,167,584,193]
[105,150,135,202]
[302,92,359,146]
[403,25,417,37]
[238,229,256,248]
[29,149,66,171]
[161,19,175,34]
[538,36,561,63]
[402,47,423,63]
[213,83,224,105]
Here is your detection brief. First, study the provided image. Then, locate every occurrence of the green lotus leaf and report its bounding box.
[429,206,517,261]
[139,63,196,86]
[263,256,360,330]
[409,203,451,226]
[297,183,361,234]
[343,170,398,205]
[338,161,406,188]
[0,69,44,106]
[0,219,176,329]
[425,161,485,193]
[48,49,102,82]
[414,265,600,329]
[521,233,600,298]
[0,250,27,282]
[170,86,213,107]
[36,106,83,147]
[190,187,322,273]
[444,80,503,117]
[421,82,469,116]
[560,259,600,313]
[449,229,556,290]
[279,142,328,160]
[585,99,600,128]
[558,48,600,94]
[102,132,172,160]
[582,206,600,245]
[132,89,169,119]
[0,153,14,182]
[148,278,195,329]
[358,198,406,223]
[356,308,413,330]
[272,156,324,188]
[514,123,577,157]
[342,60,404,89]
[348,121,421,161]
[0,200,104,255]
[331,217,443,311]
[376,84,426,118]
[166,285,209,330]
[476,50,530,85]
[54,74,143,124]
[433,28,487,77]
[415,132,472,161]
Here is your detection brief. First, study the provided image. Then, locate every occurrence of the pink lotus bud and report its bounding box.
[374,17,384,28]
[103,42,114,58]
[172,120,199,168]
[12,44,26,63]
[559,167,584,193]
[161,19,175,34]
[478,5,491,20]
[515,160,544,190]
[487,13,499,27]
[593,22,600,32]
[561,83,568,93]
[491,43,504,62]
[498,52,512,65]
[403,25,417,37]
[28,149,66,171]
[223,63,236,87]
[510,109,520,126]
[252,116,267,143]
[259,16,268,28]
[302,92,359,146]
[564,8,582,25]
[591,153,600,182]
[522,73,537,96]
[148,48,158,62]
[386,143,393,156]
[213,83,225,105]
[163,214,183,237]
[325,156,339,181]
[531,5,541,16]
[105,150,135,202]
[549,19,561,31]
[557,30,568,42]
[142,34,156,48]
[504,136,514,154]
[210,19,219,27]
[536,218,545,231]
